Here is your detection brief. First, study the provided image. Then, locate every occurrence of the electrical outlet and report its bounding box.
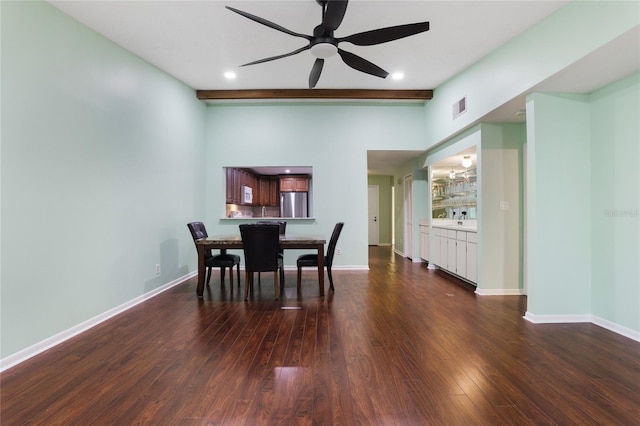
[336,248,342,255]
[155,264,161,275]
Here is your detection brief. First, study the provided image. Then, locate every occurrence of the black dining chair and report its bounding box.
[256,221,286,283]
[239,223,284,300]
[187,222,241,289]
[296,222,344,293]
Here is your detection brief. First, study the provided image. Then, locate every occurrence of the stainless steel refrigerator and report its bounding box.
[280,192,308,218]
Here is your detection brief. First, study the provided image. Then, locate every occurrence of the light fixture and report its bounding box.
[310,42,337,59]
[224,71,237,80]
[449,170,456,180]
[391,72,404,81]
[462,156,472,168]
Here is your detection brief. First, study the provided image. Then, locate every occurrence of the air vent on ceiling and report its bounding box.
[452,96,467,119]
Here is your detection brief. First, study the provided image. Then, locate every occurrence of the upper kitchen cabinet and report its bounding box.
[280,175,310,192]
[258,176,279,207]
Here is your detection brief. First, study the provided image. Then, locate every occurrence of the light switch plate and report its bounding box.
[500,201,510,211]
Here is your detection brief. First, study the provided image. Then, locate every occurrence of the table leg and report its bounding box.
[197,244,205,298]
[317,244,325,296]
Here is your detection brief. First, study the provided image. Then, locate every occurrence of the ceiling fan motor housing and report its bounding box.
[311,37,338,58]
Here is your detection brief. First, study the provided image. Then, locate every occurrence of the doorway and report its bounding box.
[404,175,413,259]
[368,185,379,246]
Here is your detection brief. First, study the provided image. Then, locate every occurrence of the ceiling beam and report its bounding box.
[196,89,433,101]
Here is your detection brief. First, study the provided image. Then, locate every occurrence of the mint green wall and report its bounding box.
[203,103,426,268]
[422,1,639,149]
[479,123,525,291]
[1,1,206,358]
[526,92,592,315]
[590,73,639,331]
[367,175,394,245]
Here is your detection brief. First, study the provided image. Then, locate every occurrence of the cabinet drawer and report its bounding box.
[467,232,477,243]
[447,230,457,239]
[457,231,467,241]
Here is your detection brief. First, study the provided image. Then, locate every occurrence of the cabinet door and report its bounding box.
[269,179,279,206]
[258,178,269,205]
[447,237,456,272]
[424,229,429,262]
[440,235,448,270]
[226,168,235,203]
[419,227,427,261]
[294,177,309,192]
[456,239,467,278]
[467,242,477,283]
[432,230,440,266]
[280,177,294,192]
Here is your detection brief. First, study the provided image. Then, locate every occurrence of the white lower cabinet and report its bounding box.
[466,232,477,283]
[432,227,477,285]
[419,225,429,262]
[447,230,457,273]
[456,231,467,278]
[432,228,440,266]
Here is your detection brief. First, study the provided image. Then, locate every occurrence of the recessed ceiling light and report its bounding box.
[391,72,404,81]
[224,71,236,80]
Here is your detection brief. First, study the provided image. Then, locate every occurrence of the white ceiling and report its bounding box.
[48,0,569,91]
[47,1,639,176]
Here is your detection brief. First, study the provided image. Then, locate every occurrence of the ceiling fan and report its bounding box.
[226,0,430,89]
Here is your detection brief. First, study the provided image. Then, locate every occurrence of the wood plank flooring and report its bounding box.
[2,246,639,425]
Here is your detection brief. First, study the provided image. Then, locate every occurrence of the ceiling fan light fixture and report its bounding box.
[310,42,338,59]
[391,72,404,80]
[462,156,472,168]
[449,170,456,180]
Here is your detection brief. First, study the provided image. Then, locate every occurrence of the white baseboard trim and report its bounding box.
[475,288,524,296]
[591,315,640,342]
[523,312,592,324]
[0,272,196,373]
[523,312,640,343]
[394,249,406,257]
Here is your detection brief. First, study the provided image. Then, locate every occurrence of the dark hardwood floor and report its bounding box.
[2,246,639,425]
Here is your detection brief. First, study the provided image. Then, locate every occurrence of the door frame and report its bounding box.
[368,185,380,246]
[404,174,413,259]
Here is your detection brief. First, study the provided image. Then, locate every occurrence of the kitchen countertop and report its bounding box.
[421,219,477,232]
[433,224,477,232]
[221,217,316,221]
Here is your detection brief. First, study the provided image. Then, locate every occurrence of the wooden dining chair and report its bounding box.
[239,223,284,300]
[297,222,344,293]
[187,222,241,289]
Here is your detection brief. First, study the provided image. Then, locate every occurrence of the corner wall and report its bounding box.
[525,92,592,318]
[590,73,640,334]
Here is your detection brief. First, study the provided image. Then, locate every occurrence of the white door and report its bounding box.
[368,185,379,245]
[404,175,413,259]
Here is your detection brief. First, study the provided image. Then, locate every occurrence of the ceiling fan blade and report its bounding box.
[337,48,388,79]
[226,6,311,40]
[240,45,311,67]
[339,22,429,46]
[322,0,348,31]
[309,58,324,89]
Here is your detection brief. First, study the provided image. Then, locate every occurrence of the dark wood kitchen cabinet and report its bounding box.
[280,175,309,192]
[258,177,279,206]
[225,168,258,205]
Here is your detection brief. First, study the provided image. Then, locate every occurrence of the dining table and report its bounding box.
[195,234,326,298]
